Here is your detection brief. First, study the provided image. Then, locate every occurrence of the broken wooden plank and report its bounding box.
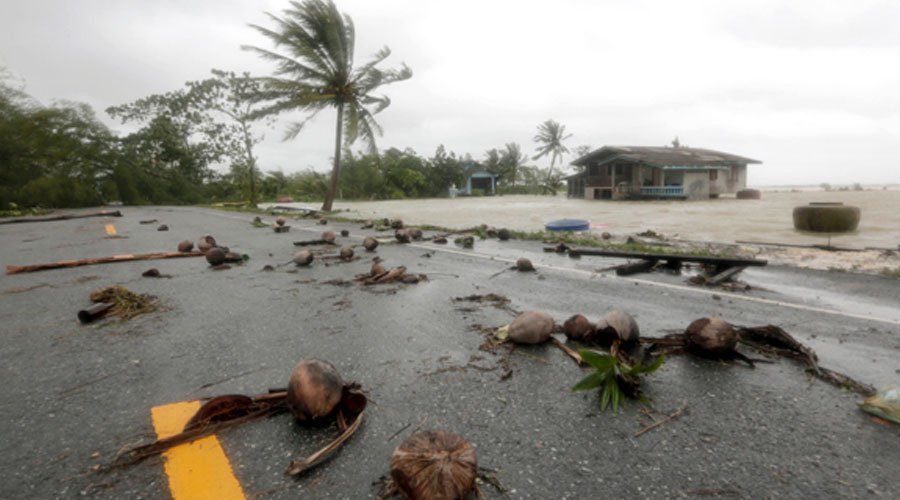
[615,259,658,276]
[0,210,122,225]
[566,248,767,268]
[736,240,867,252]
[6,251,205,275]
[706,265,747,286]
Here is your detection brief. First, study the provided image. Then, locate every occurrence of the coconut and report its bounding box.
[363,236,379,251]
[395,229,411,243]
[390,219,404,229]
[497,228,511,241]
[198,235,217,252]
[515,257,535,272]
[594,309,640,346]
[371,261,386,276]
[563,314,593,340]
[205,247,226,266]
[433,236,448,244]
[157,224,169,231]
[286,359,343,421]
[685,317,737,356]
[275,216,287,227]
[177,240,194,253]
[293,250,314,266]
[223,251,243,263]
[318,218,328,225]
[408,228,423,240]
[390,430,477,500]
[340,229,350,237]
[508,310,555,344]
[321,231,336,244]
[340,245,354,261]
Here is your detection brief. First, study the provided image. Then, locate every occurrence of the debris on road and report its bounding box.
[395,229,411,243]
[498,228,510,241]
[0,210,123,225]
[340,229,350,237]
[6,250,205,275]
[138,219,157,225]
[515,257,535,272]
[85,285,159,322]
[563,314,594,341]
[389,430,477,500]
[363,236,379,251]
[156,224,168,231]
[635,401,688,437]
[859,387,900,425]
[274,225,291,233]
[206,248,226,266]
[197,235,217,252]
[508,311,555,344]
[177,240,194,252]
[339,245,354,261]
[293,250,314,266]
[77,302,113,324]
[454,235,474,249]
[572,347,665,412]
[141,268,171,278]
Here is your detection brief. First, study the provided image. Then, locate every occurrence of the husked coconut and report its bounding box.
[371,261,386,276]
[293,249,314,266]
[321,231,336,244]
[685,317,737,356]
[198,235,217,252]
[286,359,343,421]
[515,257,535,272]
[340,245,354,261]
[340,229,350,237]
[390,430,477,500]
[594,309,640,346]
[408,228,423,240]
[206,247,226,266]
[563,314,593,340]
[395,229,410,243]
[275,216,287,227]
[363,236,379,251]
[508,310,555,344]
[177,240,194,253]
[497,228,511,241]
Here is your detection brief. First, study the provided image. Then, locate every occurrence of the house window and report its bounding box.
[709,170,718,181]
[589,165,599,176]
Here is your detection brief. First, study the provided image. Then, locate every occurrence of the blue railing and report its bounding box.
[640,186,684,197]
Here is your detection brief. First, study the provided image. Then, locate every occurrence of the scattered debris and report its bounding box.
[276,216,287,227]
[274,225,291,233]
[408,228,423,240]
[433,236,447,244]
[294,237,334,246]
[390,219,404,229]
[454,235,474,249]
[635,401,688,437]
[293,250,314,266]
[0,210,123,225]
[319,218,328,225]
[515,257,535,272]
[563,314,594,341]
[508,311,555,344]
[198,235,217,253]
[206,248,226,266]
[84,285,159,322]
[141,268,171,278]
[497,228,510,241]
[157,224,169,231]
[341,229,350,237]
[322,231,336,244]
[594,309,640,347]
[139,219,158,225]
[395,229,411,243]
[6,250,205,275]
[340,245,355,261]
[389,430,477,500]
[78,302,114,324]
[262,264,275,272]
[859,387,900,425]
[363,236,379,251]
[177,240,194,252]
[572,347,665,412]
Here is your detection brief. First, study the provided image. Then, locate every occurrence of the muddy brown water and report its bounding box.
[271,190,900,249]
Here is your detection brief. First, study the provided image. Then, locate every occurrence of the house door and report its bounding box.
[652,168,661,186]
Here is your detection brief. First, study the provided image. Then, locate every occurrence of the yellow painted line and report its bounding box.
[151,401,246,500]
[104,224,117,236]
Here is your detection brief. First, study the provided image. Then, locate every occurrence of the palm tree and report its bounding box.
[243,0,412,211]
[532,119,573,189]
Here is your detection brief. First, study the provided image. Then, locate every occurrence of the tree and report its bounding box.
[244,0,412,211]
[500,143,528,186]
[532,119,572,188]
[184,69,272,206]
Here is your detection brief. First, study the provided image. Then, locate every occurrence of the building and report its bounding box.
[567,146,761,200]
[451,162,500,197]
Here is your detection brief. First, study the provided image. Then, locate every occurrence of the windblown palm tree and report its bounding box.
[243,0,412,211]
[532,119,573,186]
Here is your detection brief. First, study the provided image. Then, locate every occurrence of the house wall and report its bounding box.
[708,164,748,195]
[683,171,710,200]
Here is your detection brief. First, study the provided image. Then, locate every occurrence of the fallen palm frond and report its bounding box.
[88,286,159,321]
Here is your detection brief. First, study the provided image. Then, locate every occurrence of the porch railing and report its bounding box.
[639,186,684,197]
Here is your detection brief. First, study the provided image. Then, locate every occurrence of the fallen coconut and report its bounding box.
[508,310,555,344]
[157,224,169,231]
[497,228,511,241]
[293,249,314,266]
[205,247,226,266]
[454,235,474,249]
[340,229,349,237]
[594,309,640,347]
[390,219,404,229]
[340,245,354,261]
[371,261,386,276]
[321,231,336,244]
[198,235,217,252]
[395,229,410,244]
[433,236,447,244]
[286,359,344,422]
[390,430,477,500]
[223,251,244,263]
[275,216,287,227]
[318,218,328,225]
[563,314,594,340]
[177,240,194,253]
[515,257,535,272]
[685,317,737,357]
[408,228,423,240]
[363,236,379,251]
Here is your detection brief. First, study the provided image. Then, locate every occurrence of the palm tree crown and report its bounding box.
[243,0,412,210]
[532,119,573,169]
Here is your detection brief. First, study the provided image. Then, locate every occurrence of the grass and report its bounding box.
[0,205,53,218]
[880,267,900,279]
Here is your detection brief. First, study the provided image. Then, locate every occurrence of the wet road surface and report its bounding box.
[1,206,898,498]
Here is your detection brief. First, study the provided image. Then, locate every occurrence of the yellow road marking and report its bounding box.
[151,401,246,500]
[104,224,117,236]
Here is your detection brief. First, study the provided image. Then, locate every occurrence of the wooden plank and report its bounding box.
[566,248,767,268]
[6,251,205,275]
[706,265,748,286]
[615,259,657,276]
[0,210,122,225]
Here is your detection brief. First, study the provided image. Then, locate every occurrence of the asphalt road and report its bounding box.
[0,206,898,499]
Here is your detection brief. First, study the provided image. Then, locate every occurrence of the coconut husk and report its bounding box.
[275,216,287,227]
[177,240,194,253]
[508,310,555,344]
[321,231,336,244]
[340,245,354,261]
[88,285,159,321]
[563,314,594,340]
[497,228,511,241]
[363,236,379,251]
[395,229,411,243]
[293,250,314,266]
[197,235,217,252]
[206,247,226,266]
[594,309,640,347]
[515,257,535,272]
[390,430,477,500]
[287,359,344,422]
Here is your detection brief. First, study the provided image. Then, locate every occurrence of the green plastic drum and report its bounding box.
[792,202,860,233]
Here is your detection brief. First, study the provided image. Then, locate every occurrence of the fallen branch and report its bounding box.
[6,251,205,275]
[635,401,687,437]
[286,411,364,476]
[0,210,122,225]
[551,337,583,366]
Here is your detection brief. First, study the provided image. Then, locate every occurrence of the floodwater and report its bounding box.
[296,190,900,249]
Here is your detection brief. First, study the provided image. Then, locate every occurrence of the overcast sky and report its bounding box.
[2,0,899,186]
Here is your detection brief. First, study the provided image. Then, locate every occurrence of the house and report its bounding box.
[452,162,499,196]
[567,146,761,200]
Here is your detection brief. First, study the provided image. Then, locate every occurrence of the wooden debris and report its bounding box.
[635,401,687,437]
[6,250,205,275]
[615,259,657,276]
[0,210,122,225]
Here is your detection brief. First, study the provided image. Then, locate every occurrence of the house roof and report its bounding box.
[571,146,761,168]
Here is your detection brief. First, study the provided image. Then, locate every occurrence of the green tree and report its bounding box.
[244,0,412,211]
[500,142,528,186]
[532,119,572,187]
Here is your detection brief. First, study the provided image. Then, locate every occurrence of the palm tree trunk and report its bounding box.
[322,103,344,212]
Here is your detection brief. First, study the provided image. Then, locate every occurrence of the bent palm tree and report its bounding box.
[532,119,572,191]
[243,0,412,211]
